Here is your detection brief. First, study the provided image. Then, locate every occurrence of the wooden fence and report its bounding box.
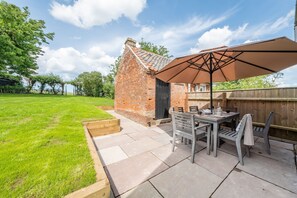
[187,87,297,142]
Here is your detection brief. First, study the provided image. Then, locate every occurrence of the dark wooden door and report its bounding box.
[155,79,170,119]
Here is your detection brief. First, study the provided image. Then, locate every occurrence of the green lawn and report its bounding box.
[0,94,114,197]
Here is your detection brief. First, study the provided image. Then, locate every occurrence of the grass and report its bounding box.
[0,94,114,197]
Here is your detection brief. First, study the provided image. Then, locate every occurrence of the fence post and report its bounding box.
[222,92,227,107]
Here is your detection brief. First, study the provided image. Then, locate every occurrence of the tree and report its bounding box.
[102,74,115,98]
[0,2,54,77]
[75,71,103,97]
[69,78,83,95]
[110,56,121,79]
[139,38,171,58]
[35,75,49,94]
[214,73,283,90]
[46,73,63,94]
[25,76,38,92]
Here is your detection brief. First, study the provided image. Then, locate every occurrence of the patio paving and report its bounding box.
[93,110,297,198]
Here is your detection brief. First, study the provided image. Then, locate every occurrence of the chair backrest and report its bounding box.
[263,112,274,135]
[173,107,184,112]
[235,114,249,141]
[172,112,194,136]
[189,106,198,113]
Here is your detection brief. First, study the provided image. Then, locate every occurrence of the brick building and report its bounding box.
[115,38,187,126]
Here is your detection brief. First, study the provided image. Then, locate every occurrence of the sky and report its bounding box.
[6,0,297,86]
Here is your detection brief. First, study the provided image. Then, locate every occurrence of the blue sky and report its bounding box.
[6,0,297,86]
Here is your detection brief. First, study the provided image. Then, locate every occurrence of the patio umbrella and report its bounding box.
[156,37,297,112]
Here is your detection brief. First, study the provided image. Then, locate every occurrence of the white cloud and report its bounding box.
[189,10,294,54]
[133,7,239,56]
[134,15,231,56]
[37,46,115,80]
[50,0,147,28]
[250,10,295,38]
[190,25,247,53]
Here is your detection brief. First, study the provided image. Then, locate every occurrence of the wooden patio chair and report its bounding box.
[220,107,238,130]
[217,114,249,165]
[172,112,211,163]
[173,107,184,112]
[189,106,199,113]
[253,112,274,154]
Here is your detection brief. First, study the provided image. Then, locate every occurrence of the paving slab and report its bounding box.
[250,141,295,167]
[256,138,294,150]
[194,150,239,179]
[151,124,173,134]
[93,131,124,140]
[212,170,297,198]
[119,182,162,198]
[94,134,134,150]
[99,146,128,166]
[150,160,222,198]
[105,152,168,197]
[120,137,163,157]
[120,127,140,134]
[237,153,297,194]
[150,133,172,145]
[127,130,161,140]
[151,144,192,167]
[218,142,247,156]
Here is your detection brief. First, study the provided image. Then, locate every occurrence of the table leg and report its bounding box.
[213,123,218,157]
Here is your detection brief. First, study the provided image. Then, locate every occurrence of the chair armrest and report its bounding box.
[195,123,210,130]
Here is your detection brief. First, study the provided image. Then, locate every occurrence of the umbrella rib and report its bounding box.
[188,54,210,73]
[156,54,204,75]
[191,69,201,84]
[188,65,209,73]
[166,58,203,82]
[214,52,243,70]
[231,50,297,53]
[215,51,276,73]
[213,50,228,71]
[202,54,211,71]
[190,55,211,84]
[212,52,229,81]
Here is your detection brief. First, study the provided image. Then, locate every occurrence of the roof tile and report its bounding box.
[131,47,172,71]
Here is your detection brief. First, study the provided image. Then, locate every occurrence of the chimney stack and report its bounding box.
[125,38,136,48]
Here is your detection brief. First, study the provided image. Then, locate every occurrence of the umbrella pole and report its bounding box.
[210,53,213,113]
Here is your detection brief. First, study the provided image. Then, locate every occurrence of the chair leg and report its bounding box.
[217,136,221,148]
[191,140,196,163]
[245,146,250,157]
[264,135,271,155]
[206,127,211,155]
[172,133,176,152]
[236,141,244,165]
[210,132,214,152]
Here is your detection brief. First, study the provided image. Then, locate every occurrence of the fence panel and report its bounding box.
[186,87,297,142]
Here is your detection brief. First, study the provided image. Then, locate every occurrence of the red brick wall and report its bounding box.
[171,83,187,111]
[115,46,187,125]
[115,47,151,125]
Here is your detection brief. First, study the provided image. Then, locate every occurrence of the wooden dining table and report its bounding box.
[193,112,240,157]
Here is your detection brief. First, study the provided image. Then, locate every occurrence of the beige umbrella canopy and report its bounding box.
[156,37,297,111]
